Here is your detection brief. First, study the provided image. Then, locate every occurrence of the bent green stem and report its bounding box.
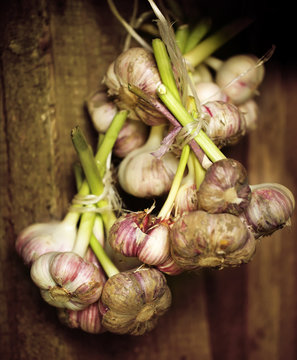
[158,144,190,220]
[157,83,226,162]
[183,17,253,67]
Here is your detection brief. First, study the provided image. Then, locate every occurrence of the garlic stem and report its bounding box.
[107,0,152,52]
[72,211,96,257]
[204,56,223,71]
[175,24,190,54]
[71,127,115,233]
[183,17,212,54]
[152,38,181,102]
[157,83,226,162]
[183,18,253,68]
[89,232,119,278]
[158,144,190,220]
[95,110,128,177]
[191,150,206,189]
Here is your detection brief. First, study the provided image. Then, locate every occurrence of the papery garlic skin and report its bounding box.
[239,183,295,238]
[58,302,105,334]
[215,54,265,105]
[197,158,251,215]
[173,183,199,216]
[238,99,259,131]
[202,101,247,148]
[170,210,256,270]
[15,221,76,266]
[99,267,172,335]
[113,119,148,158]
[103,47,167,126]
[156,255,184,276]
[30,252,104,310]
[195,82,228,104]
[108,212,170,266]
[86,90,118,133]
[118,151,179,198]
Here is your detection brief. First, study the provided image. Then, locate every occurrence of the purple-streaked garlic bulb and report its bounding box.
[239,183,295,239]
[103,47,167,126]
[195,81,228,104]
[156,255,184,276]
[215,54,265,105]
[197,158,251,215]
[202,100,247,148]
[108,211,170,266]
[15,216,78,266]
[170,210,256,270]
[113,119,149,158]
[118,125,179,198]
[238,99,259,131]
[30,251,105,310]
[86,90,118,133]
[98,267,172,335]
[58,301,105,334]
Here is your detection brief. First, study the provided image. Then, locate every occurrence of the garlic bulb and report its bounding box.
[15,214,78,266]
[197,158,251,215]
[202,100,247,148]
[215,54,265,105]
[30,251,105,310]
[195,81,228,104]
[170,210,256,269]
[99,267,172,335]
[239,183,295,238]
[103,47,167,126]
[118,125,179,198]
[238,99,259,131]
[58,301,105,334]
[108,211,170,266]
[86,90,118,133]
[113,119,149,158]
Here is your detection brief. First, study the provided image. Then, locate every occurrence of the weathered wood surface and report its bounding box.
[0,1,296,360]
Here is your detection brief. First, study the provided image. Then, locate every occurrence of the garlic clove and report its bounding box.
[16,221,77,266]
[99,267,172,335]
[58,302,105,334]
[108,212,170,266]
[197,158,251,215]
[170,210,256,270]
[30,251,104,310]
[239,183,295,238]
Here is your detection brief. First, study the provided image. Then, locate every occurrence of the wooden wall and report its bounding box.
[1,1,296,359]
